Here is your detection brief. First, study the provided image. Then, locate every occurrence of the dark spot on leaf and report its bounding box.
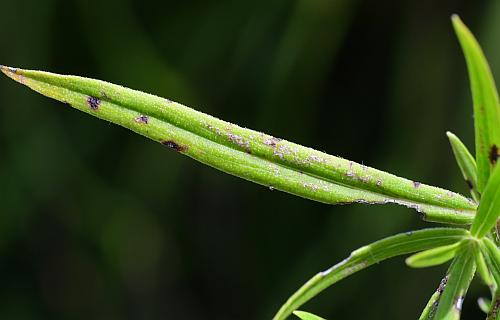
[264,136,281,147]
[87,96,101,110]
[161,140,187,152]
[491,298,500,318]
[135,115,149,124]
[413,181,421,188]
[437,276,448,294]
[490,144,499,164]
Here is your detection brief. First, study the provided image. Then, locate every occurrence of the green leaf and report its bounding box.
[406,242,461,268]
[434,243,476,320]
[418,243,483,320]
[478,297,491,314]
[487,295,500,320]
[452,15,500,193]
[446,131,480,201]
[0,66,476,224]
[293,311,326,320]
[475,248,494,288]
[479,238,500,319]
[273,228,469,320]
[470,163,500,237]
[419,276,449,320]
[480,237,500,286]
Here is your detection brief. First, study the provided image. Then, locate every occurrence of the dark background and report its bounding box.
[0,0,498,319]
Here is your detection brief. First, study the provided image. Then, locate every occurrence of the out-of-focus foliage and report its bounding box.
[0,0,496,319]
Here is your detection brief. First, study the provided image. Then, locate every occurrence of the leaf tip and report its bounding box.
[405,255,424,268]
[451,14,468,35]
[0,65,26,84]
[451,14,463,28]
[1,65,12,74]
[293,310,325,320]
[445,131,463,149]
[404,256,414,267]
[0,65,10,75]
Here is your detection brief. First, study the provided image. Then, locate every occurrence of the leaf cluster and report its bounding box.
[285,15,500,320]
[2,14,500,320]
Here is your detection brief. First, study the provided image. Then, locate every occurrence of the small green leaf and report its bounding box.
[0,66,477,224]
[478,297,491,314]
[452,15,500,193]
[293,311,326,320]
[480,237,500,285]
[446,131,480,201]
[273,228,469,320]
[475,248,494,288]
[479,239,500,319]
[419,242,485,320]
[434,243,476,320]
[470,163,500,237]
[406,242,461,268]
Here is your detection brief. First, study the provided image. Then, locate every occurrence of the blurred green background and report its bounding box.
[0,0,499,319]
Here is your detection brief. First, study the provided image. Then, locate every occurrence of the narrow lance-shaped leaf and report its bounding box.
[471,163,500,237]
[272,228,469,320]
[475,249,494,288]
[293,311,326,320]
[446,131,480,201]
[0,66,476,224]
[419,276,449,320]
[452,15,500,193]
[479,238,500,319]
[405,245,492,320]
[478,297,492,314]
[487,293,500,320]
[434,243,476,320]
[406,242,461,269]
[481,238,500,287]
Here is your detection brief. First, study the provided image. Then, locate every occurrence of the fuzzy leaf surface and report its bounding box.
[419,276,449,320]
[434,243,475,320]
[0,66,476,224]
